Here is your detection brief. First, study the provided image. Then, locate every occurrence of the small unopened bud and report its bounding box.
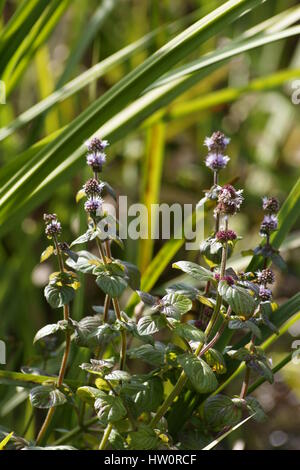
[259,286,272,301]
[216,229,237,243]
[256,268,275,285]
[83,178,103,196]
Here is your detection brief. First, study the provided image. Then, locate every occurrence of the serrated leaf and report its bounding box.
[131,377,164,414]
[105,370,131,382]
[166,283,199,300]
[178,353,218,394]
[136,290,158,306]
[128,344,165,367]
[70,229,95,247]
[96,273,127,297]
[204,348,227,374]
[228,318,261,338]
[160,292,192,319]
[245,397,266,422]
[172,261,214,282]
[117,260,141,290]
[95,394,126,425]
[44,283,75,308]
[204,395,242,431]
[173,322,205,343]
[33,323,61,343]
[76,386,103,405]
[40,245,54,263]
[80,358,114,376]
[30,385,67,409]
[66,250,101,274]
[127,424,159,450]
[137,315,164,336]
[73,315,103,347]
[218,281,256,317]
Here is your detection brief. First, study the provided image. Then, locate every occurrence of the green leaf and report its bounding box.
[248,358,274,384]
[0,432,14,451]
[30,385,67,409]
[128,343,165,367]
[172,261,214,282]
[245,397,266,422]
[137,315,165,336]
[105,370,131,382]
[33,322,60,343]
[178,353,218,394]
[130,377,164,414]
[44,283,75,308]
[66,251,101,274]
[204,395,243,431]
[117,260,141,290]
[166,282,199,300]
[173,322,205,343]
[80,358,114,376]
[228,317,261,338]
[94,394,127,425]
[73,315,104,347]
[40,245,54,262]
[204,348,227,375]
[160,293,192,319]
[94,263,128,297]
[127,424,159,450]
[76,386,103,405]
[218,281,256,318]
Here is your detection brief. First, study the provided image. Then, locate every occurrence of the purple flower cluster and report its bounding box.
[215,184,243,216]
[84,197,103,215]
[216,229,237,243]
[83,178,103,197]
[85,137,108,173]
[260,196,279,238]
[256,268,275,285]
[44,213,62,238]
[204,131,230,172]
[259,285,272,302]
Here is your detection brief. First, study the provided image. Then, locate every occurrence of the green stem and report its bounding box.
[98,423,113,450]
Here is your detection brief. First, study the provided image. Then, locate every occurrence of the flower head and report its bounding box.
[262,196,280,214]
[86,152,106,172]
[205,153,230,171]
[204,131,230,153]
[259,285,272,301]
[256,268,275,285]
[83,178,104,197]
[216,229,237,243]
[84,197,103,215]
[44,213,62,238]
[259,214,278,237]
[86,137,109,154]
[215,184,244,216]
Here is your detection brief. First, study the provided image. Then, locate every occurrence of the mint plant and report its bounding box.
[2,132,296,451]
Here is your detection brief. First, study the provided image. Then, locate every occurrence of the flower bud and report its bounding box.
[216,229,237,243]
[256,268,275,285]
[215,184,243,216]
[259,214,278,237]
[259,286,272,301]
[86,137,109,154]
[262,196,279,214]
[204,131,230,153]
[83,178,103,197]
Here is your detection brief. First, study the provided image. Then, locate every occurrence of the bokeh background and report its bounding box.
[0,0,300,449]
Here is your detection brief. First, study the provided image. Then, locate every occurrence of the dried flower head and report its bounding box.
[83,178,103,197]
[84,197,103,215]
[259,214,278,237]
[259,285,272,301]
[215,184,244,216]
[256,268,275,285]
[262,196,280,214]
[204,131,230,153]
[216,229,237,243]
[205,153,230,171]
[86,137,109,154]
